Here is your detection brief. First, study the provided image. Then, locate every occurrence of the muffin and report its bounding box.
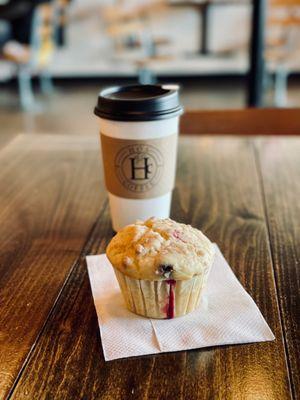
[106,217,215,319]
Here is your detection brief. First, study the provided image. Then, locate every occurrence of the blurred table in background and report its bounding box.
[0,109,299,399]
[170,0,250,54]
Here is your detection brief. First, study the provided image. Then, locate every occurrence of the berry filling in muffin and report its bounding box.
[166,279,176,319]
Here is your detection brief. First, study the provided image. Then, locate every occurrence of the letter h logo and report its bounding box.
[130,157,152,180]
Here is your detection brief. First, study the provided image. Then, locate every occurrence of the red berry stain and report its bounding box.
[166,279,176,319]
[173,230,187,243]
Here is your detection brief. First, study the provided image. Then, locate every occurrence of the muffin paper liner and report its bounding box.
[114,269,208,319]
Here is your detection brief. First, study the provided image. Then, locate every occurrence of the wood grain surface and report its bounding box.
[7,136,292,400]
[256,138,300,399]
[0,134,105,399]
[0,133,17,150]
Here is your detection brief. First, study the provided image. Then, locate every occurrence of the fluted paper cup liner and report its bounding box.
[113,269,210,319]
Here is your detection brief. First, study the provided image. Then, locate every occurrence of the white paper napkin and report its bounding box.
[86,245,274,361]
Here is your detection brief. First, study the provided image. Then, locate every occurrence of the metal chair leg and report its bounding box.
[137,67,156,85]
[274,66,288,107]
[40,71,54,95]
[263,68,273,92]
[18,68,35,110]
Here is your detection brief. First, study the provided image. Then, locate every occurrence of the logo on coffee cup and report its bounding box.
[115,144,164,193]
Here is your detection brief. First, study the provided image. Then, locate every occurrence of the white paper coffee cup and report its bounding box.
[94,85,183,231]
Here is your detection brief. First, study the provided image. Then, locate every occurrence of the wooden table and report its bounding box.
[0,133,299,400]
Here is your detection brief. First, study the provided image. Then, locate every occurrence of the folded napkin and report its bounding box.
[86,245,274,361]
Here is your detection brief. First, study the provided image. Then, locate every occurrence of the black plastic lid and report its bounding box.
[94,84,183,121]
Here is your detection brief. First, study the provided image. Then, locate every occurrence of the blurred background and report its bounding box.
[0,0,299,135]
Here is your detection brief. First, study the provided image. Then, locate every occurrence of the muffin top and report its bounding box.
[106,218,214,281]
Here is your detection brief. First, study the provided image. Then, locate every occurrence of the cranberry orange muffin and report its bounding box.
[106,217,215,319]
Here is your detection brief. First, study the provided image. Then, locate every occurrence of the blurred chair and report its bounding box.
[180,108,300,135]
[2,2,57,110]
[102,0,172,84]
[265,0,300,106]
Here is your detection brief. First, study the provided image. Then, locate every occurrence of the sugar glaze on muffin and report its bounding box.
[106,217,214,281]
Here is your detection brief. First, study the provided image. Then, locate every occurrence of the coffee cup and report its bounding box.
[94,84,183,231]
